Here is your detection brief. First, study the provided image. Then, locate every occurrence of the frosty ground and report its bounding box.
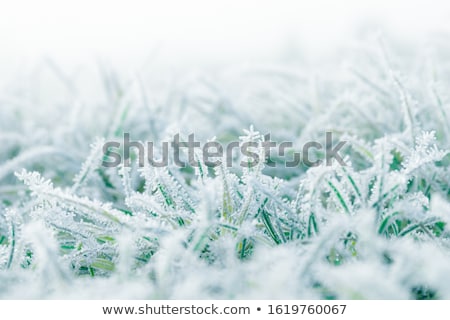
[0,38,449,299]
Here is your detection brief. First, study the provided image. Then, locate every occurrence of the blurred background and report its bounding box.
[1,0,449,78]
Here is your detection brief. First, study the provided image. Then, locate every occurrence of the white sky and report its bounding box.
[0,0,449,70]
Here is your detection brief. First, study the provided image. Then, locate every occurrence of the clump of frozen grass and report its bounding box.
[0,38,450,299]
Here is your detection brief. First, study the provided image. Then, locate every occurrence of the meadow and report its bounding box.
[0,37,449,299]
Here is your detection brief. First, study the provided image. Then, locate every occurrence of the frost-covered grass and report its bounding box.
[0,39,450,299]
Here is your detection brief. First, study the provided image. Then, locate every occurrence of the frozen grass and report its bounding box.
[0,38,450,299]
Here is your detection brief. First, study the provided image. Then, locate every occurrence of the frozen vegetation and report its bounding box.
[0,37,449,299]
